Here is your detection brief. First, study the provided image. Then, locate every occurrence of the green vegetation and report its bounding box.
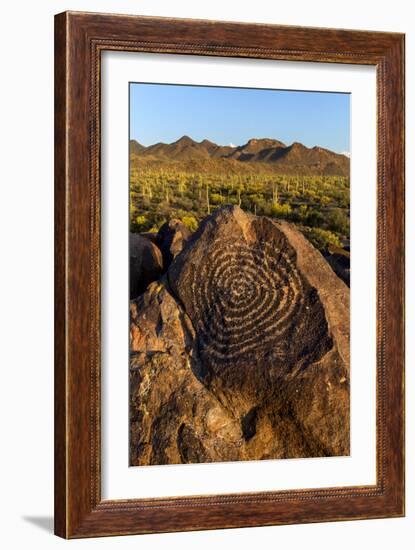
[130,168,350,251]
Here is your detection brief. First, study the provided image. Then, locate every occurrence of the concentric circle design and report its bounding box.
[190,238,306,369]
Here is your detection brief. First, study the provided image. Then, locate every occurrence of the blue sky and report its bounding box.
[130,83,350,154]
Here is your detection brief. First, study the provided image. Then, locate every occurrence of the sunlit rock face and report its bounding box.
[130,206,350,466]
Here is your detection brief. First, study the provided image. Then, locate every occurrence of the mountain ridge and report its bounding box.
[130,136,349,176]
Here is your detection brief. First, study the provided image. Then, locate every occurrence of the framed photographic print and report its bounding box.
[54,11,405,538]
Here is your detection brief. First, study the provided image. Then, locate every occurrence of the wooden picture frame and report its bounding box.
[54,11,405,538]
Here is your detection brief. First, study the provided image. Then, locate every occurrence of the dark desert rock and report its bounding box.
[139,231,159,245]
[130,206,350,465]
[129,234,163,299]
[157,219,192,266]
[325,243,350,286]
[129,283,242,466]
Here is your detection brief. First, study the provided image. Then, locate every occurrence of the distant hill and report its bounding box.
[130,136,350,176]
[130,140,146,155]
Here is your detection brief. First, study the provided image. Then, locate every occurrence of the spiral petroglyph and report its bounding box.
[168,207,334,398]
[191,239,305,367]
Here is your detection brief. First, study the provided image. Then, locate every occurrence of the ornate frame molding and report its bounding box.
[55,11,404,538]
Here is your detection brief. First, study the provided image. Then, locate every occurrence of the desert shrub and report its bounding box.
[289,204,308,224]
[303,227,341,251]
[182,216,198,232]
[270,203,292,219]
[130,214,152,233]
[325,207,350,236]
[319,195,332,206]
[210,193,224,204]
[304,208,325,228]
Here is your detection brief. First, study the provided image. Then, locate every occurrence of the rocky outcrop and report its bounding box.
[129,234,163,299]
[157,219,192,266]
[139,232,159,245]
[325,243,350,287]
[129,282,242,465]
[130,206,350,465]
[129,221,191,302]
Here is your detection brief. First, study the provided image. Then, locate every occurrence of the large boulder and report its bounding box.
[129,206,350,465]
[168,207,349,414]
[157,219,192,267]
[129,234,163,299]
[129,282,242,466]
